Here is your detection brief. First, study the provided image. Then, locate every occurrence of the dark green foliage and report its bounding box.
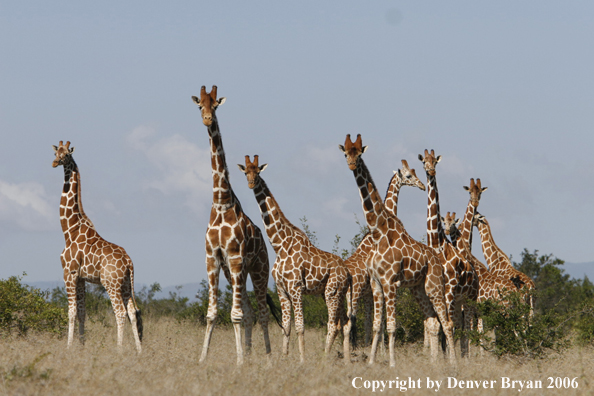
[468,290,570,358]
[0,275,66,336]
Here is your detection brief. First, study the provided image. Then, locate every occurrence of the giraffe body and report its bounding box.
[340,135,456,367]
[192,86,272,365]
[52,141,142,352]
[239,156,350,363]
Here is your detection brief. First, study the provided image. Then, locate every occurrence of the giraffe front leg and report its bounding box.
[200,256,220,364]
[324,280,341,358]
[368,277,384,365]
[384,283,398,368]
[292,293,305,364]
[64,271,78,349]
[240,282,254,355]
[228,257,246,365]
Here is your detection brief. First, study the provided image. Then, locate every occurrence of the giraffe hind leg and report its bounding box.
[76,278,86,344]
[250,263,273,355]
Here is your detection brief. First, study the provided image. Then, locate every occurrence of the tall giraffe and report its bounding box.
[238,155,350,363]
[339,134,456,367]
[474,211,535,310]
[344,160,426,348]
[418,150,479,357]
[52,141,142,352]
[191,86,272,365]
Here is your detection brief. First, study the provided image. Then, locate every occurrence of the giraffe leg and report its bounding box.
[240,283,254,355]
[383,283,399,368]
[250,263,272,355]
[324,275,342,358]
[122,274,142,353]
[368,277,384,365]
[363,285,373,346]
[75,278,86,345]
[291,289,305,363]
[106,284,127,351]
[228,257,247,365]
[277,287,292,356]
[64,270,78,349]
[199,257,220,364]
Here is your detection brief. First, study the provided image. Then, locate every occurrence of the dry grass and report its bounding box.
[1,317,593,395]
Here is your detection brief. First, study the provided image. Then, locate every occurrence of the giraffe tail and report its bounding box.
[128,267,143,342]
[266,293,283,328]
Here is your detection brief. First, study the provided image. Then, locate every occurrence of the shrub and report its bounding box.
[468,290,571,358]
[0,274,67,336]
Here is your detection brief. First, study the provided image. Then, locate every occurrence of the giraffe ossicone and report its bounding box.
[52,140,143,353]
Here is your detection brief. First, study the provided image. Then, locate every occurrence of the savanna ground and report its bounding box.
[1,317,593,396]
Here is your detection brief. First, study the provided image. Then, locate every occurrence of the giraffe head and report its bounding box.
[238,155,268,189]
[442,211,461,238]
[396,159,426,190]
[191,85,226,127]
[472,211,486,228]
[463,178,488,206]
[418,149,441,176]
[52,141,75,168]
[339,134,367,171]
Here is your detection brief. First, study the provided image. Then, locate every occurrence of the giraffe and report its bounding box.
[339,134,456,367]
[474,211,535,312]
[191,86,272,365]
[52,141,142,352]
[238,155,350,363]
[418,150,479,357]
[344,159,426,348]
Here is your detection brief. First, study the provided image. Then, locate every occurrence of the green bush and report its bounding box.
[0,274,67,336]
[468,290,570,358]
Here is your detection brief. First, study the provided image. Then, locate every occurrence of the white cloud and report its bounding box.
[126,125,213,213]
[0,180,54,231]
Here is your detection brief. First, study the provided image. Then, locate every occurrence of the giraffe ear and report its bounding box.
[338,144,345,153]
[481,187,488,192]
[418,153,424,162]
[362,145,368,153]
[436,155,442,163]
[455,218,462,226]
[69,147,75,154]
[52,145,58,152]
[217,97,226,106]
[237,164,247,173]
[191,96,200,106]
[463,186,470,191]
[259,164,268,172]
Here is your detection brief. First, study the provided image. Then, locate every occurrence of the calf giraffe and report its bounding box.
[239,155,350,363]
[192,86,272,365]
[344,160,426,348]
[52,141,142,352]
[340,134,455,367]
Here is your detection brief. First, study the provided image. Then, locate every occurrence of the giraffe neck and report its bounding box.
[207,116,237,208]
[251,176,296,252]
[60,160,94,241]
[425,174,445,249]
[352,158,386,234]
[458,200,477,248]
[477,218,508,270]
[456,236,489,277]
[383,173,403,216]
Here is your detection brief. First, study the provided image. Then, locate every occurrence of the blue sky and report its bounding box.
[1,2,592,287]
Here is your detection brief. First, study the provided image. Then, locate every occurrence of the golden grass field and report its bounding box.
[1,318,593,395]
